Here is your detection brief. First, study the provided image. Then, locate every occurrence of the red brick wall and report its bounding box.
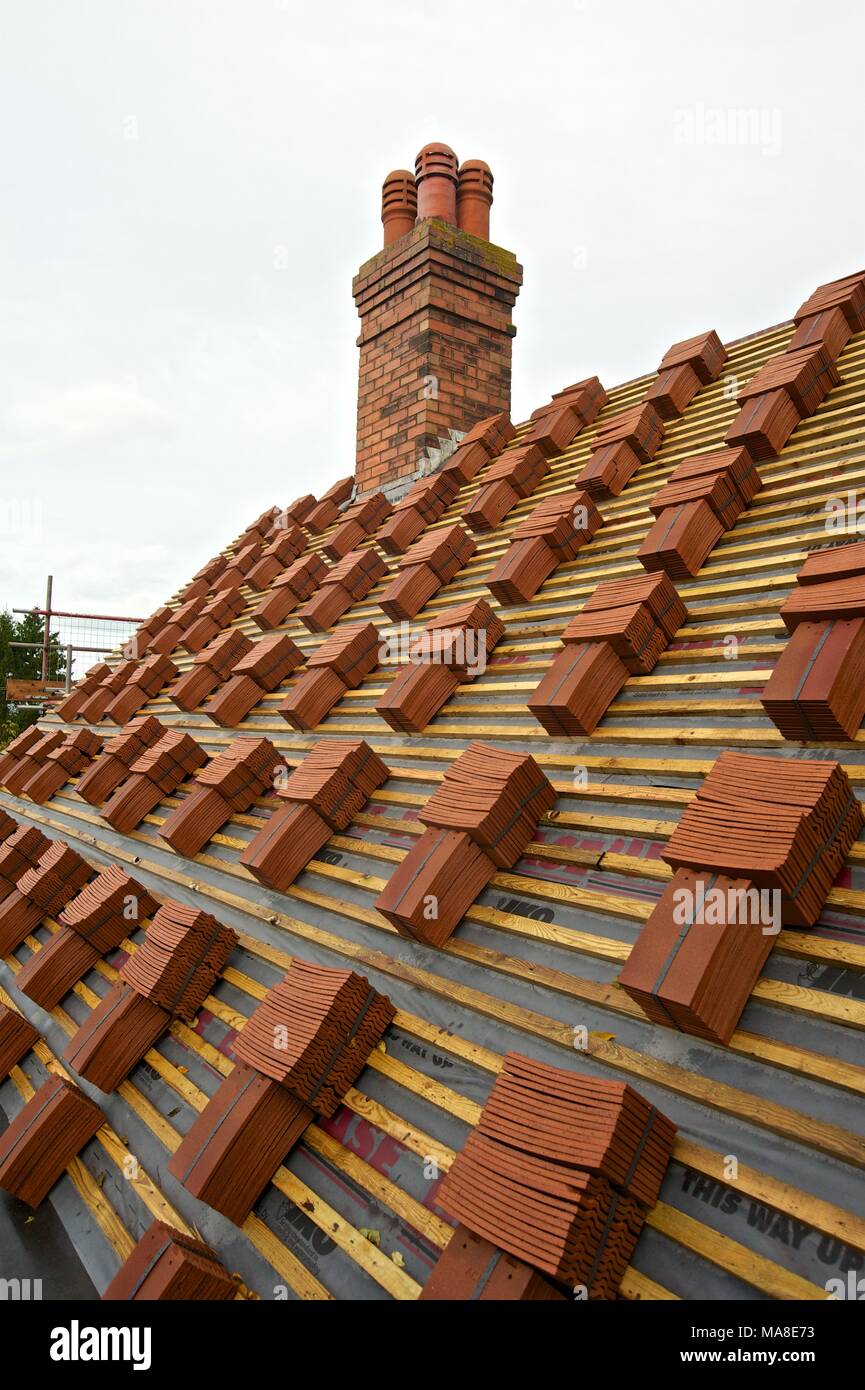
[353,219,523,493]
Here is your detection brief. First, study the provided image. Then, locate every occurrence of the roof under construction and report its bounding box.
[1,160,864,1301]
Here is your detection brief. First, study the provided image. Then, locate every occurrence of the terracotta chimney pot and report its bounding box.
[457,159,494,240]
[415,143,459,224]
[381,169,417,247]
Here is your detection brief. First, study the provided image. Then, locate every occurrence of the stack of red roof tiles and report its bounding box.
[160,736,286,858]
[2,730,67,795]
[640,445,761,578]
[440,410,516,485]
[379,523,476,621]
[377,599,505,733]
[13,729,102,803]
[304,476,354,534]
[577,401,664,498]
[763,540,865,739]
[299,548,386,631]
[377,473,460,555]
[463,442,551,532]
[167,958,394,1224]
[529,572,687,736]
[101,730,206,834]
[7,844,99,1008]
[76,716,165,805]
[170,629,251,711]
[65,898,238,1093]
[103,1221,237,1301]
[421,1226,566,1300]
[251,552,329,630]
[281,622,380,730]
[0,1075,105,1208]
[17,859,154,1013]
[619,751,862,1042]
[323,491,392,560]
[241,738,388,890]
[204,632,304,726]
[487,488,602,604]
[0,1002,39,1079]
[724,274,861,461]
[376,743,555,945]
[434,1052,675,1298]
[54,663,112,719]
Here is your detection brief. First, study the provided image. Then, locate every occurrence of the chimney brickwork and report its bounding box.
[352,144,522,495]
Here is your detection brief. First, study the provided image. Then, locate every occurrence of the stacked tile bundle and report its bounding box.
[169,628,253,712]
[176,588,247,655]
[280,622,381,730]
[101,730,207,834]
[237,505,281,547]
[377,473,460,555]
[243,524,307,592]
[463,442,550,532]
[121,902,238,1020]
[204,632,304,726]
[420,1226,566,1301]
[639,445,762,578]
[376,743,555,945]
[304,476,355,534]
[619,752,863,1040]
[790,272,864,354]
[664,750,861,928]
[1,730,67,795]
[102,1221,237,1301]
[645,329,728,420]
[66,902,235,1092]
[75,660,141,724]
[15,856,156,1012]
[440,410,516,485]
[168,958,394,1224]
[323,491,392,560]
[18,729,103,804]
[250,552,329,630]
[377,598,505,733]
[486,488,602,604]
[526,376,608,432]
[577,402,664,499]
[0,839,88,953]
[241,738,389,890]
[160,736,286,858]
[7,843,95,1005]
[76,715,165,806]
[279,493,317,526]
[103,653,178,724]
[0,727,47,784]
[379,523,477,621]
[128,608,175,660]
[722,274,861,462]
[53,662,112,720]
[0,825,50,899]
[0,1075,105,1209]
[762,539,865,739]
[529,572,687,736]
[437,1052,675,1297]
[210,540,265,596]
[0,807,18,845]
[147,597,208,657]
[0,1004,40,1079]
[298,548,386,631]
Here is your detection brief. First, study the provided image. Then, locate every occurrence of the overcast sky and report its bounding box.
[1,0,863,642]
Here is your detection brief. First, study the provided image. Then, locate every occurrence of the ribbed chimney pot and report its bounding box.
[415,142,459,224]
[381,169,418,247]
[457,159,494,240]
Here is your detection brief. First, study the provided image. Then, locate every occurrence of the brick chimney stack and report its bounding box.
[353,142,523,496]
